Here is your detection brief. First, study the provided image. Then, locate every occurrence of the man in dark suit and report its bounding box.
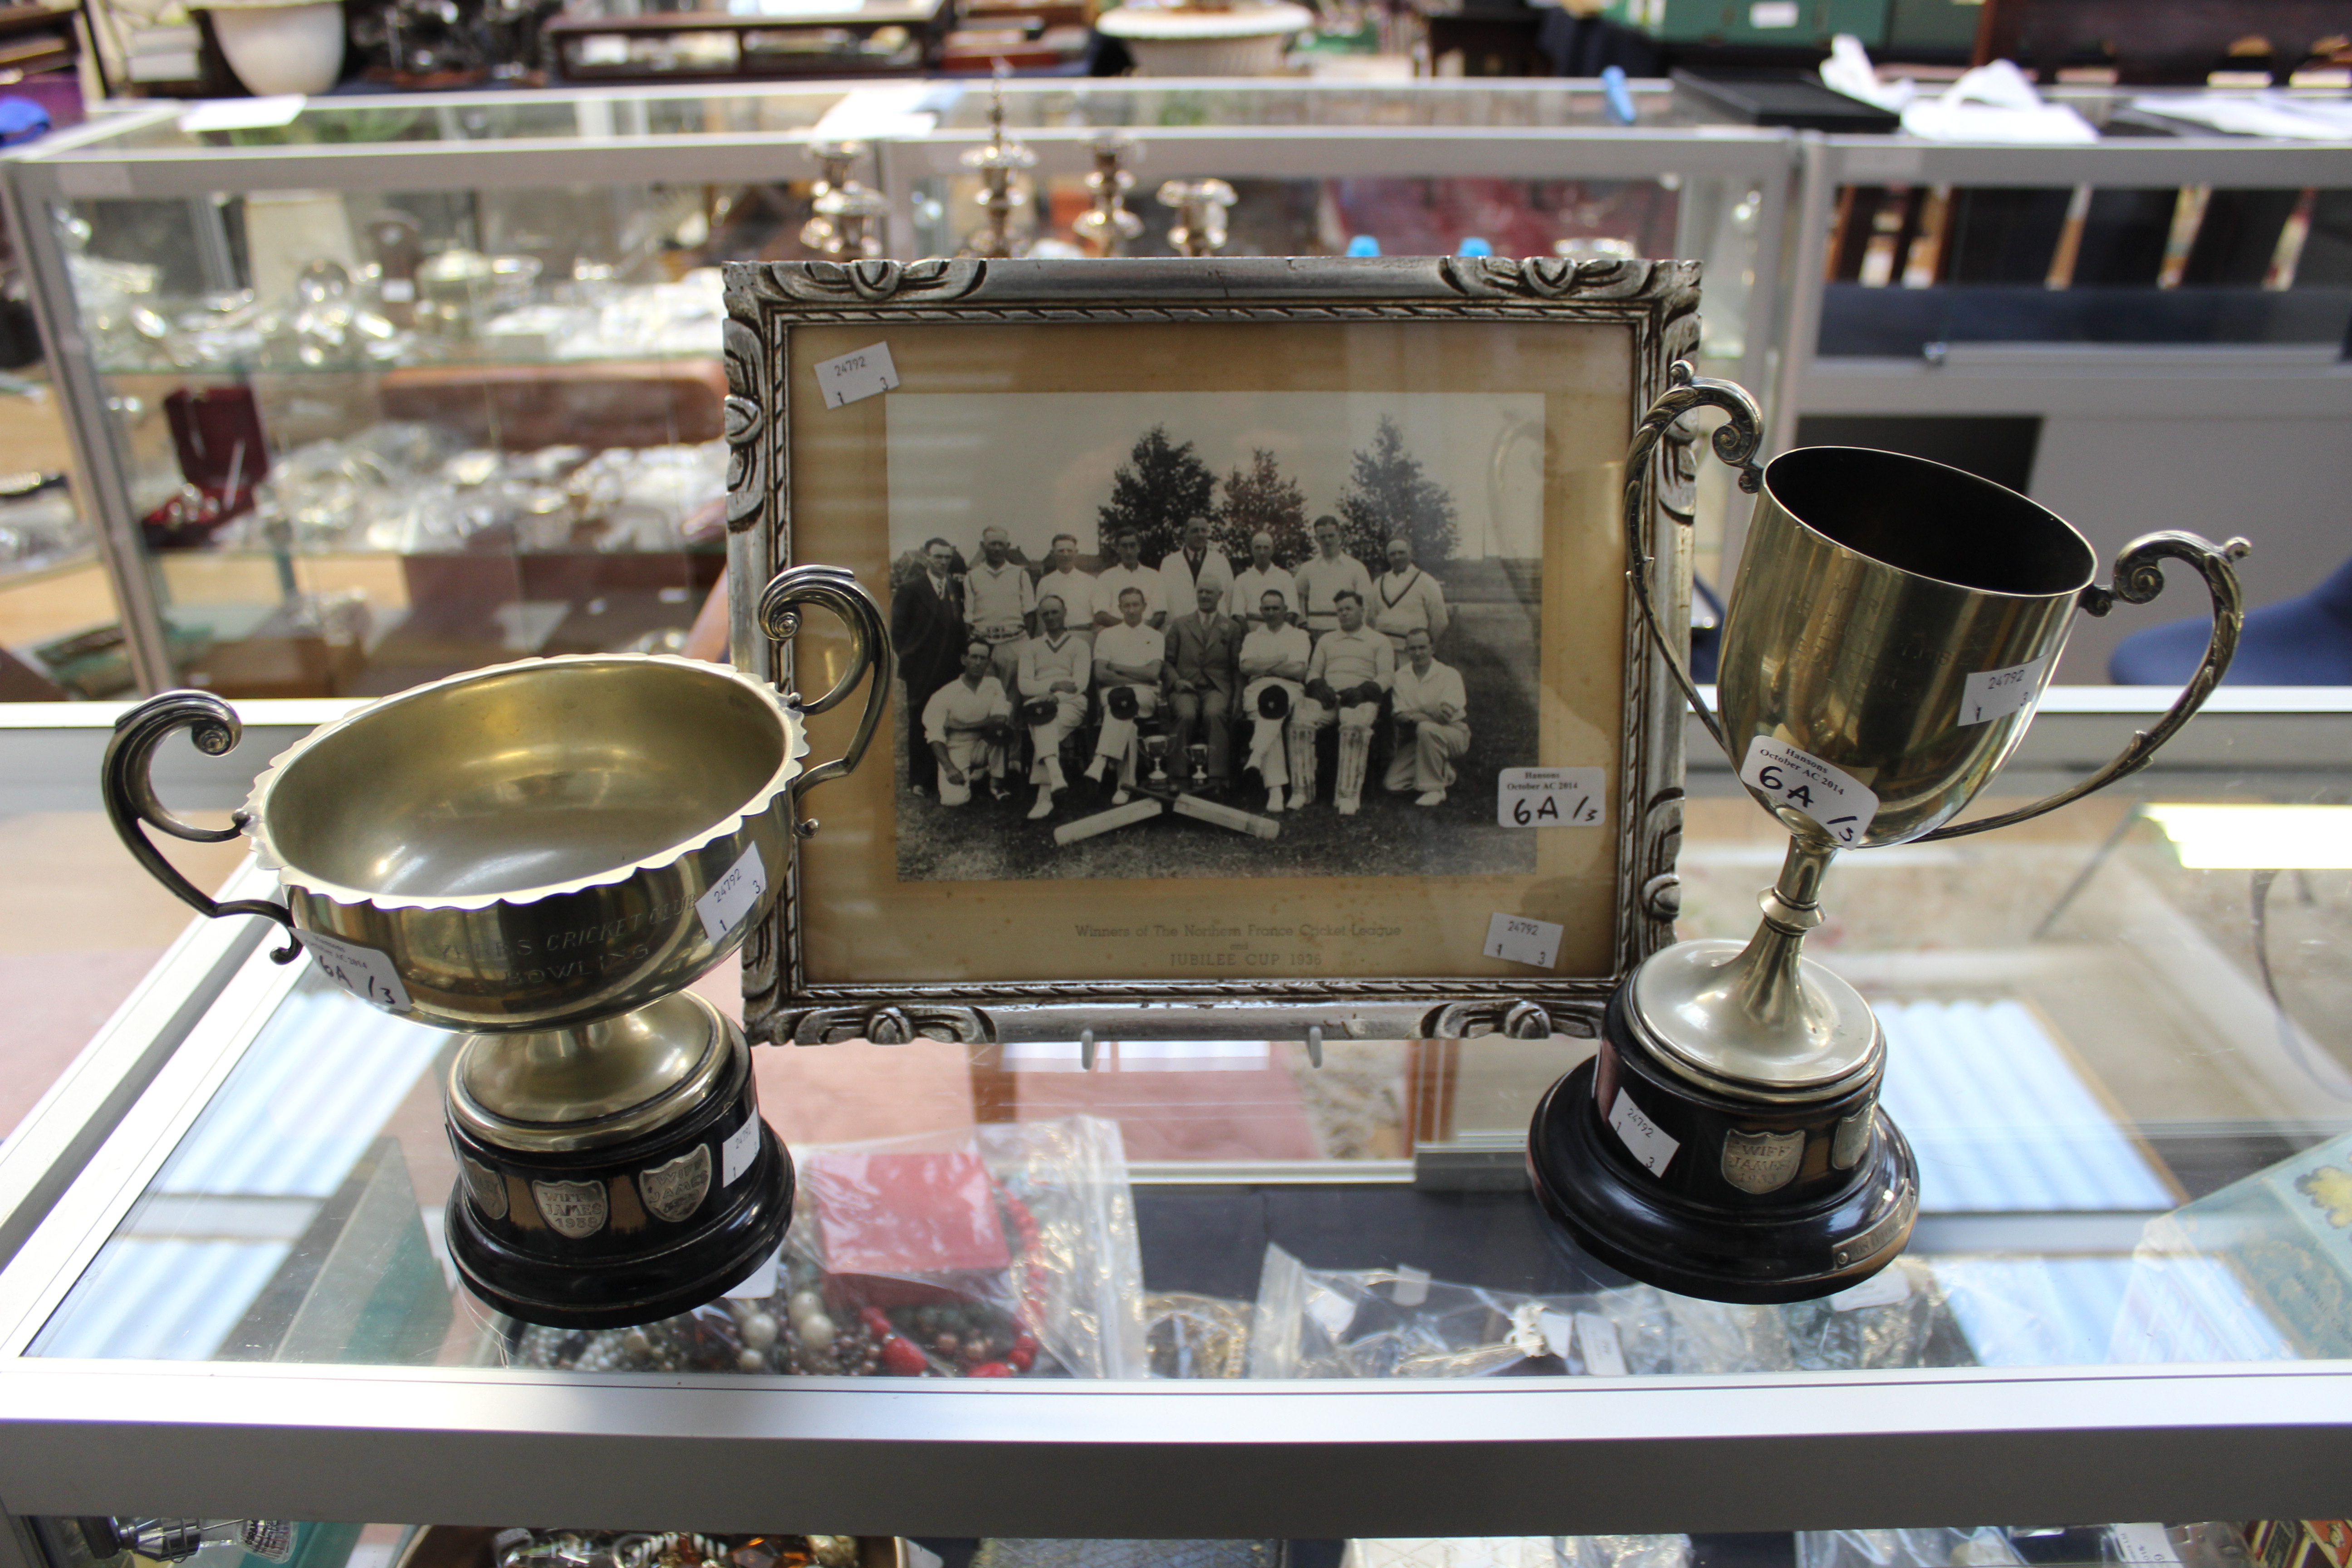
[1165,579,1243,794]
[892,536,965,796]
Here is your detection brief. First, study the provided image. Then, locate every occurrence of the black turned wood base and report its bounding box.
[1526,995,1919,1304]
[448,1124,792,1329]
[445,1063,795,1331]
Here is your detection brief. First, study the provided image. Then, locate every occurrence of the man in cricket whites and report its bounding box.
[922,637,1014,807]
[1384,625,1470,807]
[1087,585,1166,805]
[1299,588,1394,815]
[1018,593,1092,821]
[1371,534,1449,652]
[965,524,1037,688]
[1237,588,1312,813]
[1227,530,1291,630]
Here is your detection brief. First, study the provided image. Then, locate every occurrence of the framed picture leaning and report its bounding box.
[722,254,1706,1047]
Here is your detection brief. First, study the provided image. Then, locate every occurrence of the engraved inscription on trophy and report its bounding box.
[532,1178,610,1239]
[639,1144,714,1224]
[1831,1106,1874,1170]
[1721,1127,1805,1194]
[462,1156,509,1220]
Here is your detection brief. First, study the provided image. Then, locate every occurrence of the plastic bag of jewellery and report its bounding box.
[1343,1541,1563,1568]
[1580,1282,1796,1376]
[1773,1257,1967,1371]
[776,1114,1147,1380]
[1247,1247,1804,1379]
[1558,1538,1693,1568]
[1246,1244,1564,1379]
[1145,1292,1253,1378]
[1794,1530,2024,1568]
[490,1530,859,1568]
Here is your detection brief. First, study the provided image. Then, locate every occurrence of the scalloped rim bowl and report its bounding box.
[246,652,804,911]
[241,653,808,1033]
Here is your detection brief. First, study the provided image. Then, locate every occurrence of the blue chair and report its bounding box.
[2110,554,2352,686]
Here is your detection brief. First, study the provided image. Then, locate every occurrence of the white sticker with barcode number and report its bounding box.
[1484,912,1563,969]
[813,341,899,407]
[1830,1268,1913,1312]
[721,1113,764,1187]
[2110,1528,2179,1566]
[695,843,767,943]
[1739,735,1879,845]
[1574,1311,1629,1376]
[1607,1089,1679,1177]
[305,932,412,1012]
[1960,656,2048,726]
[1392,1264,1431,1307]
[724,1246,781,1300]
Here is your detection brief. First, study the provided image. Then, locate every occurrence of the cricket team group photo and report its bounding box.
[882,390,1551,885]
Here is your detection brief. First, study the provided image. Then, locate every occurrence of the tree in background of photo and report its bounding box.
[1337,415,1460,568]
[1097,425,1216,562]
[1213,448,1310,564]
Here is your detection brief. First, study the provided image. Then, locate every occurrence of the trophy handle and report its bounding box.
[757,563,895,808]
[1623,360,1765,759]
[102,692,302,963]
[1917,529,2251,843]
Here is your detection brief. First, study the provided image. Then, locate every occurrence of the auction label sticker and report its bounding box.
[1607,1088,1679,1177]
[1484,911,1563,969]
[813,342,899,408]
[1391,1264,1431,1308]
[722,1113,764,1187]
[696,843,767,943]
[724,1245,782,1300]
[2109,1529,2178,1566]
[1739,735,1878,845]
[305,932,412,1012]
[1829,1268,1913,1312]
[1497,766,1606,828]
[1959,656,2047,726]
[1574,1310,1628,1376]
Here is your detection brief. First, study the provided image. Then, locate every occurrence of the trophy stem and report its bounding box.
[1725,838,1838,1034]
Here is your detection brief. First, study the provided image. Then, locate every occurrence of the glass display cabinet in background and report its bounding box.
[0,79,1788,701]
[0,88,853,701]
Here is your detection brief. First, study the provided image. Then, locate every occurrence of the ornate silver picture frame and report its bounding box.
[722,255,1703,1047]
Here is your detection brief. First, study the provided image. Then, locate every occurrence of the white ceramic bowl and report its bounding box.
[1097,2,1313,76]
[208,0,347,95]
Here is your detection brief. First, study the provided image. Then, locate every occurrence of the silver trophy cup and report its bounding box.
[1527,365,2248,1303]
[105,566,891,1327]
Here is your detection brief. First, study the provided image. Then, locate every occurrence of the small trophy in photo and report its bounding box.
[1527,363,2249,1303]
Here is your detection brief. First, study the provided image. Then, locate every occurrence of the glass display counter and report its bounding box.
[0,692,2346,1547]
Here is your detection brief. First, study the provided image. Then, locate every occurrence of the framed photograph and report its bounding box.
[722,255,1702,1046]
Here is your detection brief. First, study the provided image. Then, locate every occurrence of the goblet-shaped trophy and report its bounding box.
[103,566,889,1328]
[1527,366,2248,1303]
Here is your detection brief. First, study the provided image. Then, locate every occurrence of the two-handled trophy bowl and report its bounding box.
[103,565,891,1328]
[1528,365,2249,1304]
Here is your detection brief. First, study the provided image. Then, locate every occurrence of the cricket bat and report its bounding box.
[1054,798,1163,845]
[1173,792,1280,840]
